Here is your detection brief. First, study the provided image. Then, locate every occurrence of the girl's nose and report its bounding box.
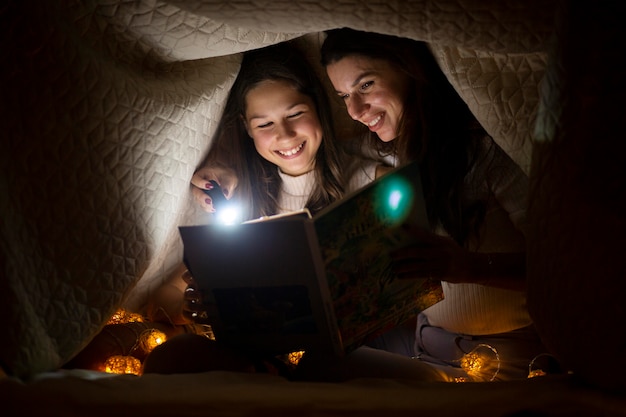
[276,121,296,138]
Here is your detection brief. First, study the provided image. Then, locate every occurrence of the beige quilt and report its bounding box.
[1,0,625,407]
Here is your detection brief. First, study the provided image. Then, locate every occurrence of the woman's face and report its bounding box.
[326,55,410,142]
[244,79,323,176]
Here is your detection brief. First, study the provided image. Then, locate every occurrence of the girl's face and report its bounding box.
[244,79,322,176]
[326,55,410,142]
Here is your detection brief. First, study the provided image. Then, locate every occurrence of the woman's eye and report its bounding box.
[360,81,373,91]
[257,121,272,128]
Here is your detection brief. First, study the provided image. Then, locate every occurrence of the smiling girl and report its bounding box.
[190,41,382,221]
[145,41,386,334]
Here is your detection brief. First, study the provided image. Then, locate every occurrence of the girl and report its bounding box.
[147,41,382,328]
[189,41,385,221]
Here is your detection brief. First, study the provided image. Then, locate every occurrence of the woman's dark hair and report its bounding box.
[321,28,489,246]
[203,41,347,219]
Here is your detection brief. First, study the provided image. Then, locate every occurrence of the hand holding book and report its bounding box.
[391,223,526,290]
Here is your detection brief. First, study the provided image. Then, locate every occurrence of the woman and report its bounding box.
[320,28,547,381]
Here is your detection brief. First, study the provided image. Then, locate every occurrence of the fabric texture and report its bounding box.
[277,170,317,213]
[0,0,552,379]
[277,156,378,213]
[5,0,622,396]
[423,137,530,335]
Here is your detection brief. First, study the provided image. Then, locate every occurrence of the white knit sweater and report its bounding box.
[276,157,378,214]
[422,137,532,335]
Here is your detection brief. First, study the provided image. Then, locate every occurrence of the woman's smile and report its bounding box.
[326,55,410,142]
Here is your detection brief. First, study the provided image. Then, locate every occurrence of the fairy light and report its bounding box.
[138,329,167,353]
[100,310,171,375]
[460,351,488,374]
[104,355,142,375]
[99,309,312,377]
[287,351,305,366]
[100,309,564,381]
[528,369,547,378]
[107,308,145,325]
[528,353,562,378]
[458,344,500,382]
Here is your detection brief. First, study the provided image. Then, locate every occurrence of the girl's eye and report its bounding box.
[257,121,273,128]
[338,93,349,100]
[287,111,304,119]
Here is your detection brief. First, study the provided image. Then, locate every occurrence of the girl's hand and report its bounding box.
[390,225,473,282]
[190,165,238,213]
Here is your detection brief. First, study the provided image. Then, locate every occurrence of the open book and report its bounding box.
[179,161,443,357]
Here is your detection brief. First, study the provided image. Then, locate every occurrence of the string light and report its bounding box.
[138,329,167,353]
[458,343,500,382]
[528,353,562,378]
[287,351,305,367]
[101,309,171,375]
[103,355,142,375]
[99,309,220,375]
[107,308,144,325]
[102,307,566,381]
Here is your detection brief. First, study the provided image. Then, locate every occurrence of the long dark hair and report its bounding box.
[202,41,347,220]
[321,28,489,246]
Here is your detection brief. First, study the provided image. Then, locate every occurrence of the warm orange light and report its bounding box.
[460,351,487,375]
[103,355,142,375]
[287,350,305,366]
[528,369,547,378]
[458,344,500,382]
[107,308,145,325]
[139,329,167,353]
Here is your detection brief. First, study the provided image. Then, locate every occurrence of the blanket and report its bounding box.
[1,0,625,404]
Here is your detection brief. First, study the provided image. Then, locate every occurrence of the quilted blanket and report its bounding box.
[1,0,625,402]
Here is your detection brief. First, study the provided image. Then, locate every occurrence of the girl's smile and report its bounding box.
[244,79,322,176]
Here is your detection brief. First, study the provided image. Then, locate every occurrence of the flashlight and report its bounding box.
[202,180,228,211]
[202,180,240,225]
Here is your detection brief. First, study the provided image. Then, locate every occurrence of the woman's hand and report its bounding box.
[390,225,473,282]
[391,224,526,290]
[190,164,238,213]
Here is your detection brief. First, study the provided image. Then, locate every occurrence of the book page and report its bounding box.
[313,161,444,353]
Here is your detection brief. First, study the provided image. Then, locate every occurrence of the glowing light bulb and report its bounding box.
[287,351,305,366]
[460,351,487,374]
[139,329,167,353]
[107,308,144,325]
[103,355,142,375]
[458,344,500,382]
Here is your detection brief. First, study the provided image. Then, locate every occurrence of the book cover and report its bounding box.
[179,161,443,357]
